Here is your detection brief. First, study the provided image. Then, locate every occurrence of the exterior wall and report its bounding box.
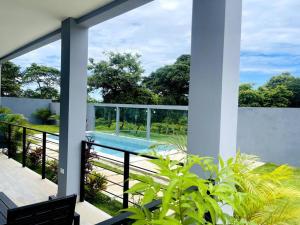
[237,108,300,167]
[1,97,52,123]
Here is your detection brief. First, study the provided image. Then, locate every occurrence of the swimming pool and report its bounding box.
[48,132,171,157]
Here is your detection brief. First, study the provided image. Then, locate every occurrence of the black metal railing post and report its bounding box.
[123,152,130,209]
[7,124,12,158]
[22,127,26,167]
[80,141,86,202]
[41,132,46,179]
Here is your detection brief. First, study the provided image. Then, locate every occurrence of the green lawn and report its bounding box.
[26,124,59,134]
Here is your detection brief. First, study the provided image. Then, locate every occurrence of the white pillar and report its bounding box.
[58,18,88,197]
[188,0,242,161]
[146,108,151,140]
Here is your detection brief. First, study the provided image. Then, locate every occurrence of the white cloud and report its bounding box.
[11,0,300,83]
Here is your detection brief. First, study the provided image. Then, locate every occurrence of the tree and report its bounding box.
[143,55,190,105]
[239,84,263,107]
[1,61,22,97]
[287,78,300,107]
[22,63,60,100]
[259,85,293,107]
[88,52,158,104]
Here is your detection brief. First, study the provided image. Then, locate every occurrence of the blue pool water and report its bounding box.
[48,132,171,157]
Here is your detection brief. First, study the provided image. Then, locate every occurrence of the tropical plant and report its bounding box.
[232,153,300,225]
[0,113,27,158]
[85,172,108,200]
[46,160,58,183]
[125,155,251,225]
[125,152,300,225]
[33,108,53,124]
[27,147,43,169]
[0,107,12,115]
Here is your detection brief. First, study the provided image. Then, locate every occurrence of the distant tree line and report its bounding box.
[1,52,300,107]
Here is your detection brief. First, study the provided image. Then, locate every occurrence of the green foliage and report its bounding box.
[1,61,23,97]
[22,63,60,100]
[0,107,12,114]
[259,85,293,107]
[27,147,43,169]
[143,55,190,105]
[233,153,300,225]
[0,113,27,158]
[88,52,158,104]
[87,192,123,216]
[125,155,250,225]
[85,172,108,200]
[46,160,58,183]
[33,108,53,124]
[239,73,300,108]
[125,153,300,225]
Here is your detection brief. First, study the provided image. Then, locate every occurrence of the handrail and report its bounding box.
[0,121,59,183]
[0,121,59,136]
[83,140,158,160]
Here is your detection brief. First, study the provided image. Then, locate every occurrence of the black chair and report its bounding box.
[0,192,79,225]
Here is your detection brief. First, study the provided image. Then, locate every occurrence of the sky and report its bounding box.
[12,0,300,87]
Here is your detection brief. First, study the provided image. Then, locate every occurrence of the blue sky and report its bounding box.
[12,0,300,87]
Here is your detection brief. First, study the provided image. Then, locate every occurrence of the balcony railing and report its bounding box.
[80,140,160,209]
[0,121,59,183]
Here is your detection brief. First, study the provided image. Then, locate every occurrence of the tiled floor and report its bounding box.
[0,153,111,225]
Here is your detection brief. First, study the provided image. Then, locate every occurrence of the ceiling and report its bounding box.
[0,0,114,60]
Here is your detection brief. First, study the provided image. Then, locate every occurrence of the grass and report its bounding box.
[26,124,59,134]
[86,192,123,216]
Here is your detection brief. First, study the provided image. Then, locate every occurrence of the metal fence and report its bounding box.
[0,121,59,183]
[80,139,160,209]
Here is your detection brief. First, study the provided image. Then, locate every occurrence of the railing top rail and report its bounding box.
[92,103,188,111]
[83,140,158,160]
[0,121,59,136]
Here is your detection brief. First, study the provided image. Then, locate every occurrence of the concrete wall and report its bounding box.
[237,108,300,167]
[2,97,52,123]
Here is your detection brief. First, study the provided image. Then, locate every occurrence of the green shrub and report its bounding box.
[85,172,107,200]
[33,108,52,124]
[125,155,251,225]
[27,147,42,169]
[0,107,12,115]
[46,160,58,183]
[0,113,27,158]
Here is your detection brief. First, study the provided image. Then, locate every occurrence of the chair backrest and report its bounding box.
[6,195,76,225]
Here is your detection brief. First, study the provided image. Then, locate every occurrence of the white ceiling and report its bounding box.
[0,0,113,59]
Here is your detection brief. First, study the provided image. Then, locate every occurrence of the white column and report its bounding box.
[58,18,88,197]
[146,108,151,140]
[188,0,242,161]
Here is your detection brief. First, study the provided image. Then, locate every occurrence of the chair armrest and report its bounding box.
[0,192,17,225]
[49,195,80,225]
[0,192,17,209]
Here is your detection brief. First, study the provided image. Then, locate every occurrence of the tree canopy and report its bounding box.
[88,52,158,104]
[22,63,60,100]
[1,61,23,97]
[143,55,190,105]
[239,73,300,108]
[2,56,300,108]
